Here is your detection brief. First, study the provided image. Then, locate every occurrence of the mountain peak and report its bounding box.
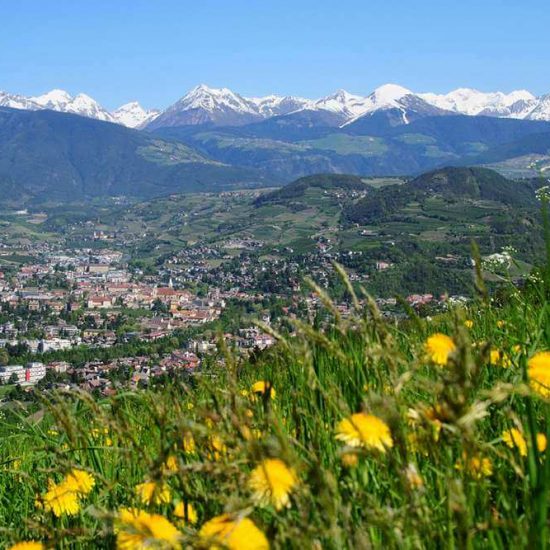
[370,84,413,103]
[112,101,160,128]
[32,89,73,107]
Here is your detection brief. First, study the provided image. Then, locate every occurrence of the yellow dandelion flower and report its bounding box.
[249,458,298,510]
[426,334,456,366]
[502,428,527,457]
[116,508,181,549]
[173,501,198,525]
[199,514,269,550]
[512,344,522,354]
[207,435,227,461]
[251,381,276,400]
[537,433,547,453]
[135,481,171,506]
[464,320,473,329]
[528,351,550,398]
[456,453,493,479]
[182,433,196,455]
[164,456,179,473]
[490,349,511,368]
[65,469,95,496]
[335,412,393,453]
[42,479,80,517]
[8,543,44,550]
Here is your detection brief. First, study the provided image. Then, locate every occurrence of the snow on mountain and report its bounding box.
[340,84,445,127]
[525,94,550,121]
[359,84,414,113]
[112,102,160,129]
[247,95,312,118]
[313,89,368,119]
[419,88,537,118]
[0,90,41,110]
[3,84,550,130]
[32,89,74,110]
[31,89,115,122]
[147,84,265,129]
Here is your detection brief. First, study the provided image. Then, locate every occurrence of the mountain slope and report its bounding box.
[0,107,269,204]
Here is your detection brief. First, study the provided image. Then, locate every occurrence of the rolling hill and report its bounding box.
[343,166,540,225]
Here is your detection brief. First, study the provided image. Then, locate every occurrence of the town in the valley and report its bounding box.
[0,219,467,400]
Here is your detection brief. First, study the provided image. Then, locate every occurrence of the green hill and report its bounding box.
[0,107,271,204]
[344,167,539,224]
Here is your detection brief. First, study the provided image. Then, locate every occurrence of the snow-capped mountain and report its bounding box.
[112,102,160,129]
[0,88,159,128]
[147,84,265,129]
[248,95,312,118]
[0,90,41,110]
[313,89,368,119]
[31,89,115,122]
[2,84,550,131]
[341,84,451,130]
[419,88,538,119]
[525,93,550,121]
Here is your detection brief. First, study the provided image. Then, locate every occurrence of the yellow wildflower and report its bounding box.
[456,453,493,479]
[426,334,456,366]
[42,479,80,517]
[8,543,44,550]
[537,433,547,453]
[249,458,298,510]
[251,381,276,399]
[65,469,95,496]
[335,412,393,453]
[182,433,196,455]
[497,320,506,329]
[135,481,171,506]
[199,514,269,550]
[528,351,550,398]
[207,435,227,461]
[116,508,181,549]
[490,349,511,368]
[464,320,473,329]
[164,456,179,473]
[502,428,527,456]
[173,501,198,525]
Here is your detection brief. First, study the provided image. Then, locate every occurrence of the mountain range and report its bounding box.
[1,84,550,131]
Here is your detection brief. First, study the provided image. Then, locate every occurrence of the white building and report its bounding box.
[0,362,46,385]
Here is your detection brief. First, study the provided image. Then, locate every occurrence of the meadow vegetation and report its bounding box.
[1,196,550,549]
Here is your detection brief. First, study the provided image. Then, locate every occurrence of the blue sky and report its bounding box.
[1,0,549,109]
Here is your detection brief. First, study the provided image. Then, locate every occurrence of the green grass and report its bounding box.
[1,261,550,548]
